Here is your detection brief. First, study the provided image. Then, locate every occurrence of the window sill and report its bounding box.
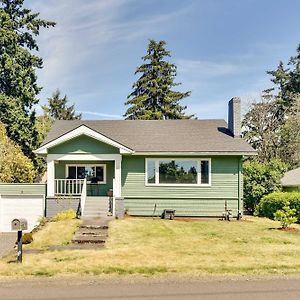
[145,183,211,187]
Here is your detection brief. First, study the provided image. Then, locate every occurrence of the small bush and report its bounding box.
[22,233,33,244]
[274,204,297,229]
[255,192,300,222]
[51,209,77,222]
[38,216,48,227]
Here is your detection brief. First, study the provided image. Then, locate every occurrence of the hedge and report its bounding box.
[255,192,300,222]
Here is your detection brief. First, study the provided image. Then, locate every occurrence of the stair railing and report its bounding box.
[80,178,87,216]
[112,178,116,217]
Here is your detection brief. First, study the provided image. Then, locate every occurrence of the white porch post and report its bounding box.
[114,156,122,197]
[47,158,55,197]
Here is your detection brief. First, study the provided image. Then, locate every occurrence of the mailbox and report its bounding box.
[11,218,28,231]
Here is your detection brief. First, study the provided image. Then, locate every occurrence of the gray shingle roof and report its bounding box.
[281,167,300,187]
[41,119,256,154]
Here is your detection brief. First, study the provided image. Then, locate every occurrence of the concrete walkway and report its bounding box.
[0,233,15,257]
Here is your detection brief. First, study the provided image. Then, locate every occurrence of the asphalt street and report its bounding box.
[1,277,300,299]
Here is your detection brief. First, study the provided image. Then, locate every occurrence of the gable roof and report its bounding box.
[37,119,255,155]
[281,167,300,187]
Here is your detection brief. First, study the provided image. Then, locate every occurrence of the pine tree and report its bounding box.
[0,0,55,158]
[42,89,82,121]
[124,40,192,120]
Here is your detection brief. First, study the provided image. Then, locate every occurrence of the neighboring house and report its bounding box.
[31,97,255,218]
[281,167,300,192]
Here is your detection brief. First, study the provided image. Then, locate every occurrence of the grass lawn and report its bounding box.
[27,219,81,250]
[1,216,300,277]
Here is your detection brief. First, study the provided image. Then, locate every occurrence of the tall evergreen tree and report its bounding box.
[124,40,192,120]
[267,44,300,119]
[42,89,82,121]
[0,0,55,158]
[243,44,300,166]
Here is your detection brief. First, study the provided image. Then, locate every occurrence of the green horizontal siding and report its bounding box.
[122,156,240,198]
[48,135,119,154]
[121,156,242,217]
[0,183,46,196]
[124,198,238,217]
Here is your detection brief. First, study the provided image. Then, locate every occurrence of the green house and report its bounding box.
[35,98,256,218]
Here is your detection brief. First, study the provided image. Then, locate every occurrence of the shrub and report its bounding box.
[51,209,77,222]
[255,192,300,222]
[22,233,33,244]
[243,159,287,214]
[274,204,297,229]
[38,216,48,227]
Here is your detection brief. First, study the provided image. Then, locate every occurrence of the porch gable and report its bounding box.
[35,125,133,155]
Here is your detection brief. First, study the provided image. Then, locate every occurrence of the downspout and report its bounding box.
[237,158,242,218]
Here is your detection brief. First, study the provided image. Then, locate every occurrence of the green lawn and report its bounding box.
[1,216,300,277]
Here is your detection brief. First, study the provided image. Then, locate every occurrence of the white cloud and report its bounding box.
[80,111,122,119]
[29,0,193,89]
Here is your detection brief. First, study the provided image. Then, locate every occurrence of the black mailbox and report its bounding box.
[11,218,28,231]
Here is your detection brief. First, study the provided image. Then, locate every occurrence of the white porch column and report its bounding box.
[114,156,122,197]
[47,158,55,197]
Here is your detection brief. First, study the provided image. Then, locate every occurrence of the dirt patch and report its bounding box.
[269,227,299,232]
[278,227,299,232]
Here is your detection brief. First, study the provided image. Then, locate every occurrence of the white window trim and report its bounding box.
[65,164,107,184]
[145,158,211,187]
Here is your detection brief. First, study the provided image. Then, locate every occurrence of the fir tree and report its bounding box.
[0,0,55,158]
[42,89,82,121]
[124,40,192,120]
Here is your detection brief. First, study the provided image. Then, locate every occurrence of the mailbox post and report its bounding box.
[11,218,28,264]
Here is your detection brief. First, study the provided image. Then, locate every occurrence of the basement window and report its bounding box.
[145,158,211,186]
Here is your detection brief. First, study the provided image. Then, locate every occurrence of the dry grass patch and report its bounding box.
[27,219,81,249]
[1,217,300,277]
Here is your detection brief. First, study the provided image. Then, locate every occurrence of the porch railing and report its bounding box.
[55,179,85,195]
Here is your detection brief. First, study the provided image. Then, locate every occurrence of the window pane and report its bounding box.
[85,166,94,181]
[159,160,197,184]
[77,166,85,179]
[147,160,156,184]
[68,166,76,179]
[201,160,209,184]
[96,166,104,182]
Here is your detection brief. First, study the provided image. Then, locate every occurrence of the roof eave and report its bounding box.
[130,151,257,156]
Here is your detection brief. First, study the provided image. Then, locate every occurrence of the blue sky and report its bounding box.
[27,0,300,120]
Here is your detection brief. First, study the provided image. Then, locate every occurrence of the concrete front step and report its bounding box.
[83,212,108,215]
[84,207,108,211]
[72,217,112,245]
[72,236,106,244]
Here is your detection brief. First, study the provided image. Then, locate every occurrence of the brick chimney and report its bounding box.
[228,97,241,137]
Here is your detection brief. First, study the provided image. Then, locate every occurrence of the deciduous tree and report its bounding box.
[0,122,35,183]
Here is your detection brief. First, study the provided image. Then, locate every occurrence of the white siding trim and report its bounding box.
[47,153,121,161]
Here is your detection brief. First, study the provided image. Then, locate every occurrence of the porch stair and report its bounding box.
[72,217,112,245]
[82,196,110,218]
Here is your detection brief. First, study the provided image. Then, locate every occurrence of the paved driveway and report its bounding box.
[0,233,15,257]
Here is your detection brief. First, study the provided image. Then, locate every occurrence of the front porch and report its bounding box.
[46,154,122,217]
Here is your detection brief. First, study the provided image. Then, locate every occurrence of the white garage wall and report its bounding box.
[0,195,45,233]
